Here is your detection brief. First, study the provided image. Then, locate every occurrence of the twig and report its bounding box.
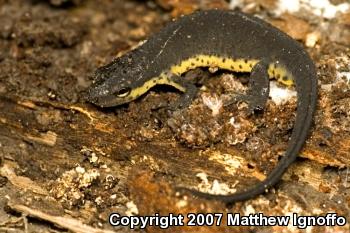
[7,202,116,233]
[0,95,96,123]
[17,99,97,123]
[0,162,48,195]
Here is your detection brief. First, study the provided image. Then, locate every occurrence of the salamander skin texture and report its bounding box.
[86,9,318,203]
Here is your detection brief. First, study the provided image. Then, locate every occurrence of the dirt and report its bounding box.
[0,0,350,233]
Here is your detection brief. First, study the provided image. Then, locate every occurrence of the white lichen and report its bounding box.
[229,0,244,9]
[276,0,350,19]
[195,172,238,195]
[125,201,139,216]
[202,93,223,116]
[269,81,297,105]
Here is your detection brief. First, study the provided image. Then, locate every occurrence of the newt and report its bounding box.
[85,10,318,203]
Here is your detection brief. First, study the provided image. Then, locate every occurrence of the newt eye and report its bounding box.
[115,87,131,97]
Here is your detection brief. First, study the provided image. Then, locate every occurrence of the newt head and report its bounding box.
[85,56,143,107]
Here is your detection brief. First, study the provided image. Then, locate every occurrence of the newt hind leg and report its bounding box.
[225,60,270,113]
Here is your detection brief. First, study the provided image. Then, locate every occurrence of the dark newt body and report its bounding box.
[86,10,317,203]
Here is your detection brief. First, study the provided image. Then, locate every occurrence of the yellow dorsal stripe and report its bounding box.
[130,55,295,101]
[170,54,294,86]
[171,55,258,75]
